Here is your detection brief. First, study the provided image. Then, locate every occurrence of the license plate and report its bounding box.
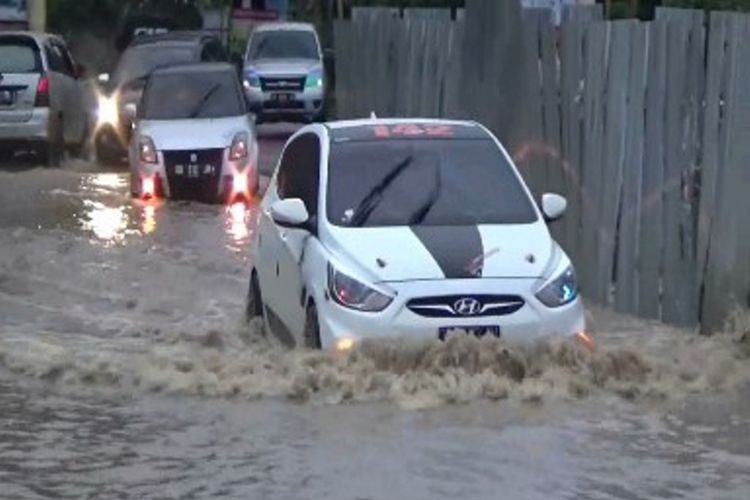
[0,90,13,106]
[438,325,500,341]
[174,163,217,178]
[271,92,294,102]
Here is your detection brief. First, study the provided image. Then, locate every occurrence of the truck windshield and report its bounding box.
[247,31,318,61]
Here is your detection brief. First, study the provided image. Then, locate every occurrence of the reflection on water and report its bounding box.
[224,201,255,252]
[80,200,129,243]
[74,171,257,250]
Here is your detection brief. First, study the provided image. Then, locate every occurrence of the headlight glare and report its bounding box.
[328,264,392,312]
[535,265,578,308]
[305,68,323,89]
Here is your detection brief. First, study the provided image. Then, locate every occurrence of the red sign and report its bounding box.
[232,9,279,21]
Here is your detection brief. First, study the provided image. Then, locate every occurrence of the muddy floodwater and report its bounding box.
[1,126,750,499]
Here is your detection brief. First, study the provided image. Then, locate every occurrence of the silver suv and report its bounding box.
[242,23,325,123]
[0,32,89,166]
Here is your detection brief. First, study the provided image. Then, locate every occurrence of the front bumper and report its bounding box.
[316,278,586,350]
[245,85,324,121]
[0,108,51,142]
[131,148,259,203]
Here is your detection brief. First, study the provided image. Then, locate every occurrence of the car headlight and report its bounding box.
[535,265,579,308]
[244,70,261,89]
[328,263,393,312]
[229,132,249,161]
[139,135,158,164]
[97,94,118,127]
[305,68,323,89]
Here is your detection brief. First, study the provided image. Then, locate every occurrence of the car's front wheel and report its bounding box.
[303,303,322,349]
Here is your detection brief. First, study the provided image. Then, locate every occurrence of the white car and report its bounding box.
[246,119,585,351]
[0,32,89,166]
[129,63,258,203]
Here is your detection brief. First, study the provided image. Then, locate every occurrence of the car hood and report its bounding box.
[325,223,555,283]
[246,58,320,76]
[139,116,250,151]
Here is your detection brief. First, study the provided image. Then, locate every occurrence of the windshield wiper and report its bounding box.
[348,155,413,227]
[188,84,221,119]
[408,167,442,226]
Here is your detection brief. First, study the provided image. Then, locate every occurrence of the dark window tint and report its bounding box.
[111,46,195,87]
[327,139,538,227]
[0,37,42,73]
[142,70,243,120]
[247,31,318,61]
[45,44,66,74]
[53,42,75,77]
[201,41,226,62]
[277,133,321,216]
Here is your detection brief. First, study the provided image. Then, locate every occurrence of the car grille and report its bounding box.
[263,100,304,110]
[406,295,525,318]
[163,149,224,202]
[260,76,305,92]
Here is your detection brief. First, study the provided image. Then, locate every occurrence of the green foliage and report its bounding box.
[665,0,750,10]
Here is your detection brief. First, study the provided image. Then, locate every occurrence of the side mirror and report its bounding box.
[271,198,310,229]
[98,73,110,84]
[541,193,567,222]
[123,102,137,122]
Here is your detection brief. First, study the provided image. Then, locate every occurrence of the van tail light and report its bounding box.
[35,74,50,107]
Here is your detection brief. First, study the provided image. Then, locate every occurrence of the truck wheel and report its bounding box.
[303,303,322,349]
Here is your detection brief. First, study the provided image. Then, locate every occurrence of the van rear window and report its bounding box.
[0,37,43,73]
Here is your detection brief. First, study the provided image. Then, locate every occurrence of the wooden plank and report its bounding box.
[558,9,587,267]
[701,14,748,332]
[594,21,631,306]
[615,22,648,314]
[578,21,607,300]
[403,8,451,22]
[660,9,702,326]
[333,20,354,118]
[637,19,667,320]
[696,12,729,310]
[442,20,464,118]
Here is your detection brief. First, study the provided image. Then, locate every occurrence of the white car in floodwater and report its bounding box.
[128,63,259,203]
[246,118,585,351]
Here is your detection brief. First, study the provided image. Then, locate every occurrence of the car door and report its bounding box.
[45,41,83,145]
[258,132,321,343]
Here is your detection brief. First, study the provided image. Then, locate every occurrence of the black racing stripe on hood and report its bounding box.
[410,225,484,279]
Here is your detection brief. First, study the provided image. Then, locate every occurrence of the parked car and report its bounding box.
[128,63,258,203]
[0,32,89,166]
[245,119,585,351]
[95,31,228,164]
[243,22,325,124]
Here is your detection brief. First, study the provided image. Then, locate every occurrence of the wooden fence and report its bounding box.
[333,2,750,333]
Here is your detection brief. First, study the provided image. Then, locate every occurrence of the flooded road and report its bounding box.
[1,124,750,499]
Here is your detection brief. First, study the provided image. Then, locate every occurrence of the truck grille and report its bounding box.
[163,149,224,202]
[260,76,305,92]
[407,295,525,318]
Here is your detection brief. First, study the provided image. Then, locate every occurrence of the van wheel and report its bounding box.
[245,272,264,323]
[303,303,322,349]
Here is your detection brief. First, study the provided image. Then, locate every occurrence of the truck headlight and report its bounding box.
[244,71,261,89]
[535,265,578,308]
[328,263,392,312]
[305,68,323,89]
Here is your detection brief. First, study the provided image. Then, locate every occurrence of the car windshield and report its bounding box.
[142,70,243,120]
[0,37,43,73]
[247,31,318,60]
[111,45,194,87]
[327,138,538,227]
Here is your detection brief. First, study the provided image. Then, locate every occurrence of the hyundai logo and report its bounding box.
[453,297,482,316]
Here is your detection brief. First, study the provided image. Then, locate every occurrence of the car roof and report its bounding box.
[0,31,64,45]
[129,31,217,47]
[324,118,489,141]
[150,62,236,76]
[253,22,316,33]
